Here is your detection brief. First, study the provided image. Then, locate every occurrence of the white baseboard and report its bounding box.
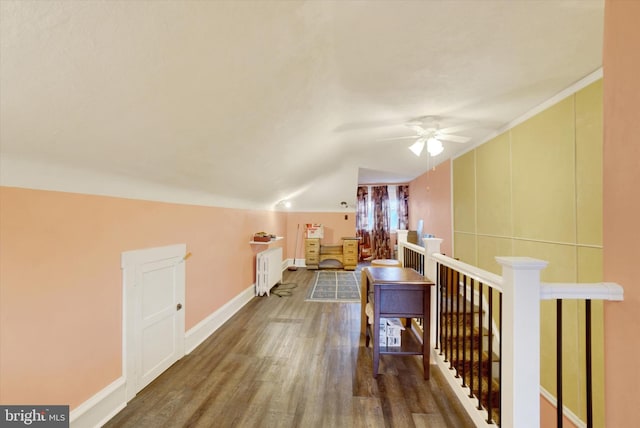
[70,377,126,428]
[285,257,307,268]
[69,285,256,428]
[540,386,586,428]
[184,284,255,354]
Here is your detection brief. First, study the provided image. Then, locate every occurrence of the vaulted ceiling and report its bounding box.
[0,1,603,211]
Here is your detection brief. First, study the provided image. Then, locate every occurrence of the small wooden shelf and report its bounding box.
[249,236,283,245]
[375,327,423,355]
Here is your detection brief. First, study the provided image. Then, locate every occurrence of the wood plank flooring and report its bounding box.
[104,268,475,428]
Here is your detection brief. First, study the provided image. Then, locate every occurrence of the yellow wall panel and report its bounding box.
[453,232,477,266]
[451,80,603,424]
[576,80,603,246]
[453,151,476,234]
[538,299,584,410]
[560,299,582,417]
[511,98,576,243]
[512,239,577,283]
[511,239,577,398]
[578,246,603,282]
[476,133,512,237]
[477,235,513,275]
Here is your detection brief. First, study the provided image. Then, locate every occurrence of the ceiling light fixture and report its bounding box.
[408,136,444,157]
[426,137,444,156]
[408,138,425,156]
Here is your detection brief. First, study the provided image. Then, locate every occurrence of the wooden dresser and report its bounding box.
[304,238,320,270]
[342,238,358,269]
[304,237,358,270]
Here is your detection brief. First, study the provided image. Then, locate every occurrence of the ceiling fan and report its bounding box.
[388,116,471,157]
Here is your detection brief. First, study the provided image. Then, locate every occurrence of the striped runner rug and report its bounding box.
[305,270,361,302]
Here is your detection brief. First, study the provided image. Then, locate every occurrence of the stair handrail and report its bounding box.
[397,233,626,427]
[431,253,503,292]
[398,234,549,427]
[540,282,623,301]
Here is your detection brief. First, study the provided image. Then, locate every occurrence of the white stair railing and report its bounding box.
[396,231,623,427]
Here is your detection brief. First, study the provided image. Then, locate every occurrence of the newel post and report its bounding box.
[423,237,442,280]
[424,238,442,360]
[496,257,548,428]
[396,230,408,265]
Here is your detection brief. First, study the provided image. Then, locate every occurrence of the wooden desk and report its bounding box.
[304,238,358,270]
[363,267,434,379]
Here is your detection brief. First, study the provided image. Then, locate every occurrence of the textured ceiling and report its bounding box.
[0,1,603,211]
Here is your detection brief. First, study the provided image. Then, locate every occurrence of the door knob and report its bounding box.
[176,303,183,311]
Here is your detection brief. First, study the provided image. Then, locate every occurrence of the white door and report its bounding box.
[122,244,186,401]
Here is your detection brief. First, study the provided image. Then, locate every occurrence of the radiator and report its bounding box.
[256,247,283,296]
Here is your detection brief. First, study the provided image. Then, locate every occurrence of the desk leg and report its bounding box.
[361,271,367,339]
[373,284,380,378]
[423,287,431,380]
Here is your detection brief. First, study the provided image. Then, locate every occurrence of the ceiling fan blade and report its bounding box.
[333,117,410,132]
[406,124,426,134]
[437,134,471,143]
[376,135,418,142]
[438,124,470,135]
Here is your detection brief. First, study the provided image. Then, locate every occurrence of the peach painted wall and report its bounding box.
[602,1,640,426]
[540,396,576,428]
[284,212,356,262]
[408,160,453,256]
[0,186,286,409]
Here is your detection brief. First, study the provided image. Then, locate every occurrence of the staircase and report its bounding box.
[440,304,501,425]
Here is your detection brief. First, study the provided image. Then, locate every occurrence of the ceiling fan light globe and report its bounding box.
[427,138,444,156]
[408,140,425,156]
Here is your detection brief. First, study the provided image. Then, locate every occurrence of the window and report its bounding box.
[364,185,404,232]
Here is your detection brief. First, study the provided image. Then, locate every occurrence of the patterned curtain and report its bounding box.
[397,185,409,230]
[355,186,371,261]
[371,185,391,259]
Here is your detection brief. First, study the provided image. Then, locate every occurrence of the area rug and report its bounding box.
[305,271,361,303]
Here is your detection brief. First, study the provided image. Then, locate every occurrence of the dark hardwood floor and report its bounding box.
[104,268,475,428]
